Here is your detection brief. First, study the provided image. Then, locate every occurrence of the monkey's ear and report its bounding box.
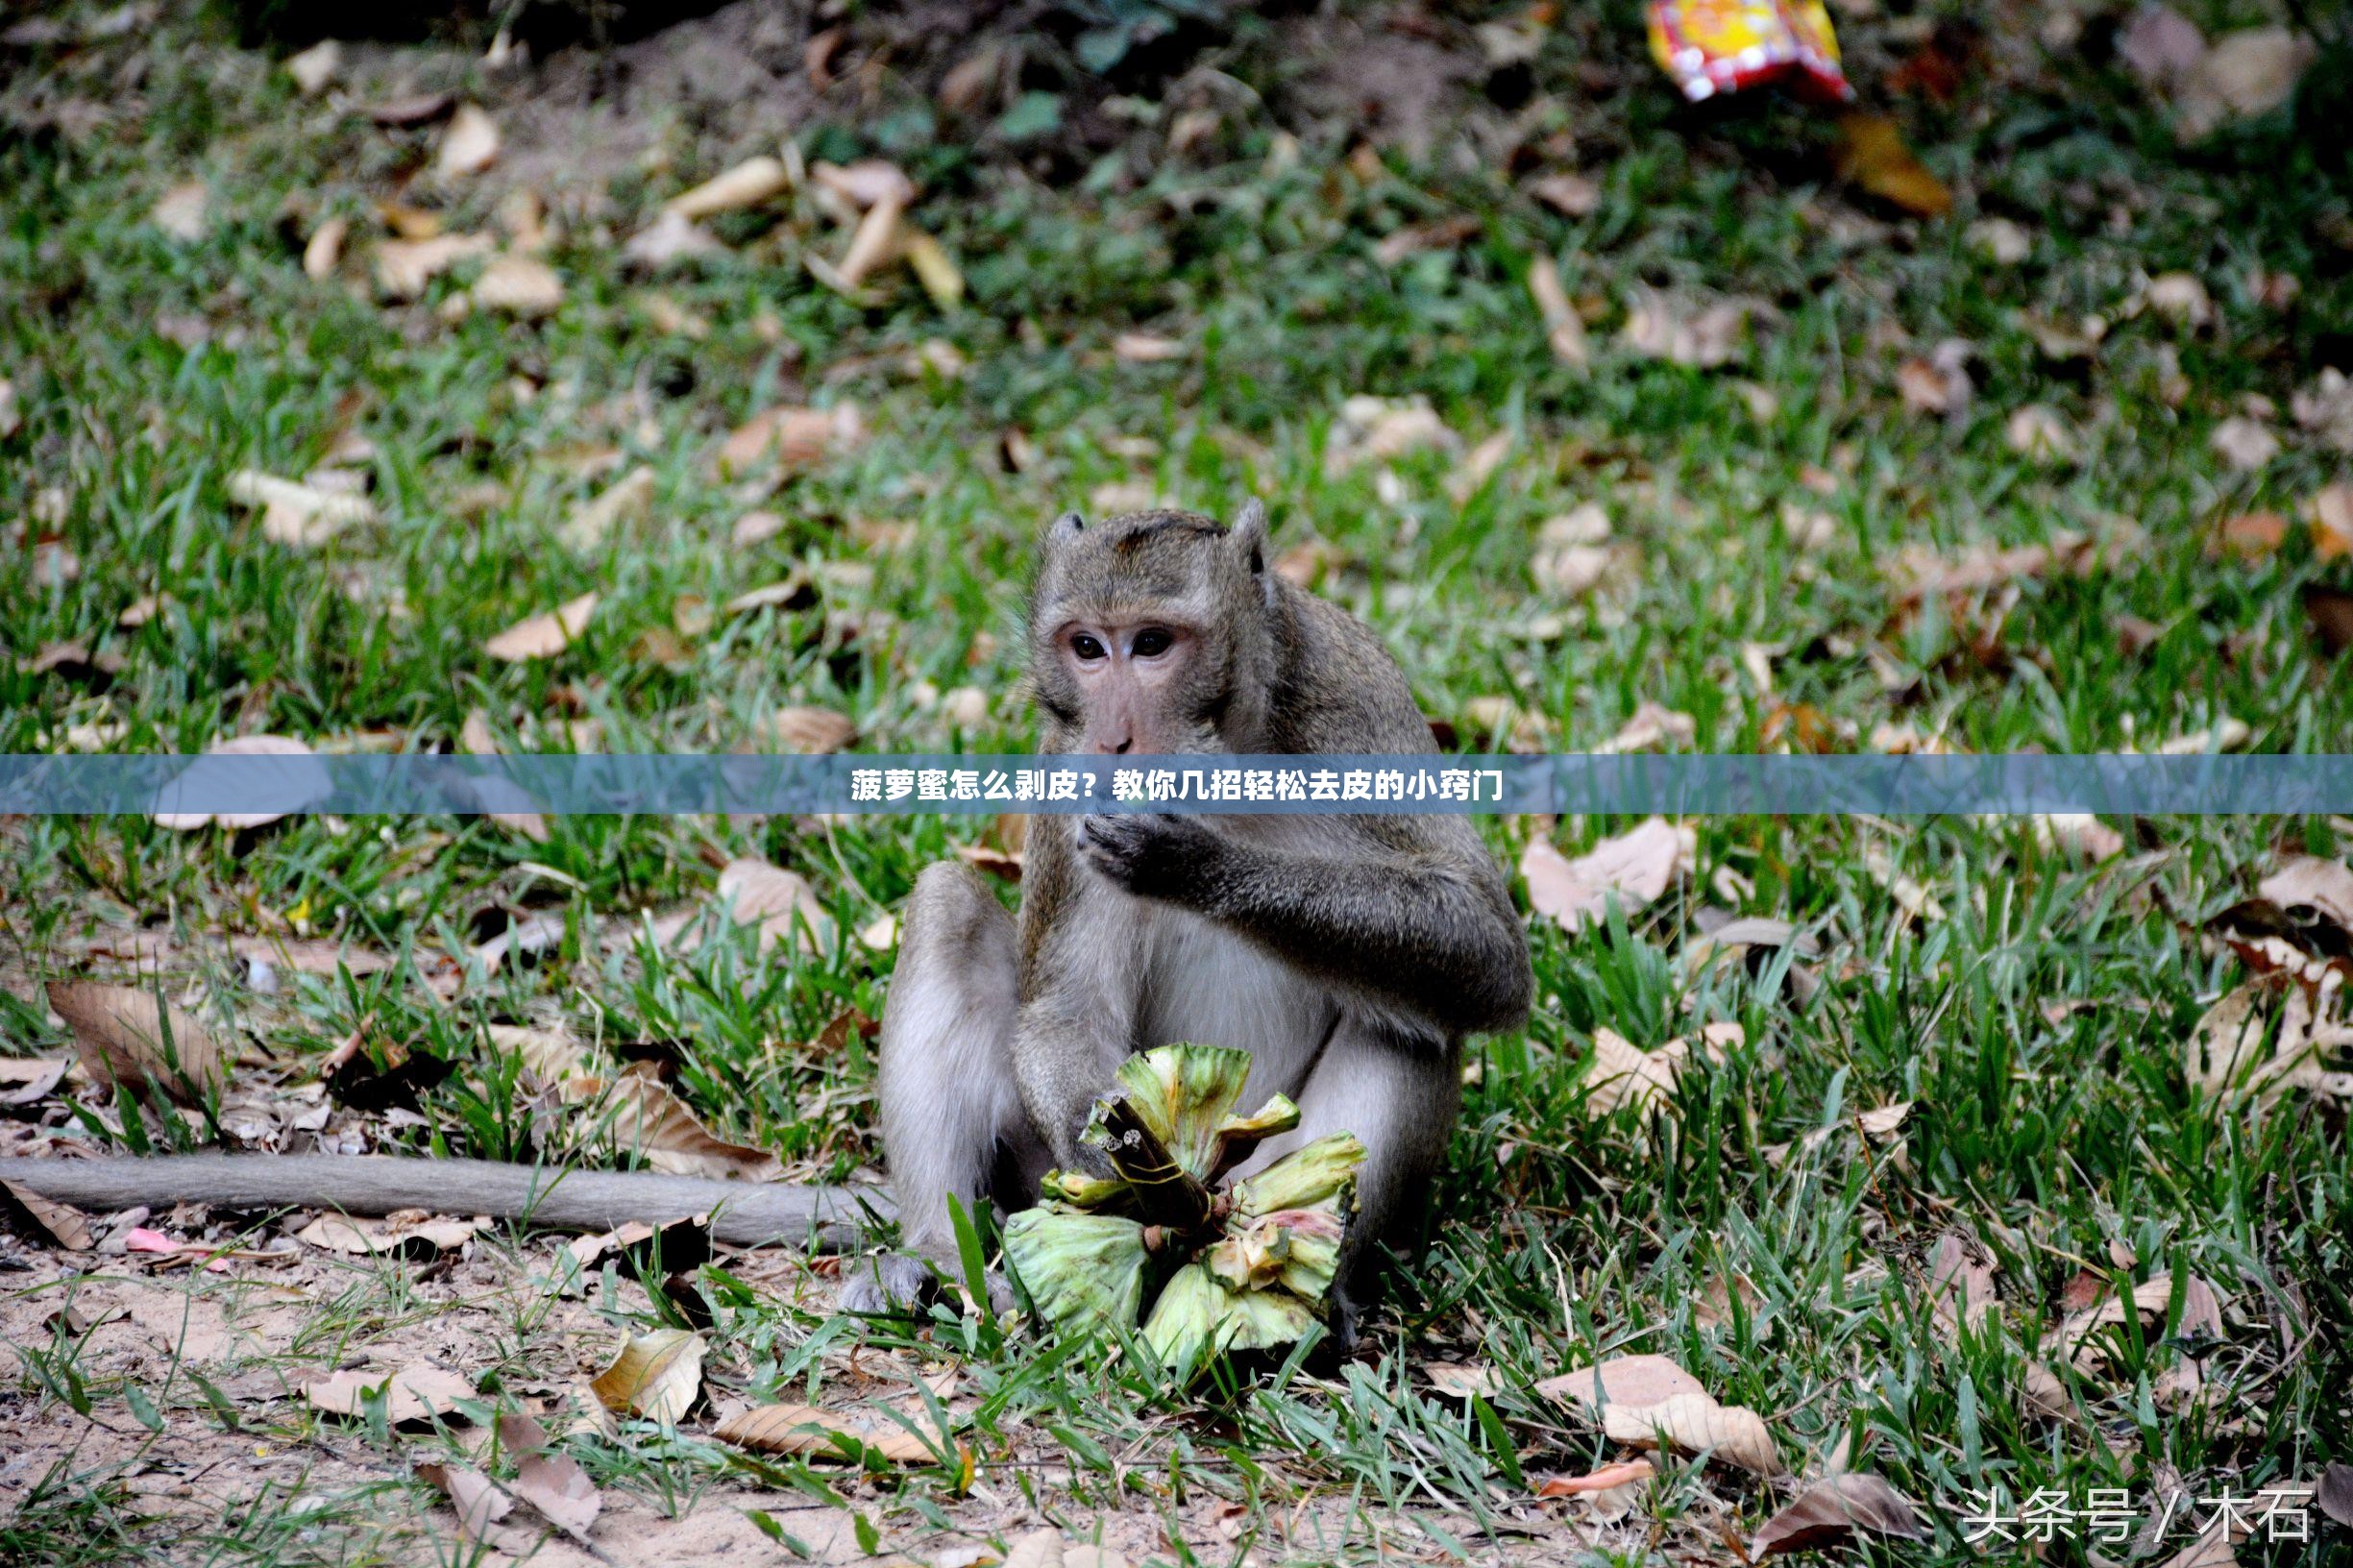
[1230,498,1272,591]
[1042,510,1087,551]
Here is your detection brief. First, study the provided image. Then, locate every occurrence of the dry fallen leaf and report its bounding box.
[624,209,724,268]
[2210,416,2279,471]
[2183,978,2351,1107]
[1581,1027,1686,1122]
[1533,1353,1707,1413]
[590,1329,705,1424]
[498,1410,602,1538]
[151,181,209,242]
[1521,817,1693,929]
[1526,255,1590,368]
[1602,1391,1783,1478]
[719,403,864,477]
[1752,1473,1927,1556]
[1621,285,1745,368]
[471,254,563,317]
[307,1362,476,1425]
[415,1461,510,1543]
[559,466,653,552]
[435,104,501,180]
[373,233,493,301]
[1,1178,94,1249]
[2004,404,2076,462]
[757,705,858,754]
[717,856,834,954]
[668,156,791,219]
[2258,856,2353,931]
[284,38,342,94]
[592,1071,783,1182]
[228,469,378,548]
[2172,26,2315,140]
[714,1402,946,1465]
[47,980,227,1104]
[1595,701,1697,754]
[296,1214,481,1258]
[1526,170,1601,217]
[303,215,348,280]
[1832,113,1951,218]
[484,593,597,662]
[1113,331,1185,364]
[2308,484,2353,562]
[1423,1362,1504,1401]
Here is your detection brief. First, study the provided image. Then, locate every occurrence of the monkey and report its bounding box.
[842,501,1532,1343]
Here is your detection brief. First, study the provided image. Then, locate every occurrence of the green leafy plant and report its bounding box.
[1002,1044,1363,1375]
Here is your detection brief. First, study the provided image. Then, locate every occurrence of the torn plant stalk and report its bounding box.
[1003,1044,1364,1375]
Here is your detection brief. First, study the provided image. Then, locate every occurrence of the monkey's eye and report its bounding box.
[1070,632,1108,662]
[1131,627,1173,658]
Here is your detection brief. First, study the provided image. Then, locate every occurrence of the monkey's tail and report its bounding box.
[2,1154,895,1250]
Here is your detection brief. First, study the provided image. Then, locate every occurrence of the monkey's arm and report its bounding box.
[1079,816,1532,1037]
[1,1154,892,1249]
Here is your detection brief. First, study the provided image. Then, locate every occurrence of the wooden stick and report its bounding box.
[0,1154,894,1250]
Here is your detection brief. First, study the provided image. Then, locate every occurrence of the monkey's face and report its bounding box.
[1028,505,1275,756]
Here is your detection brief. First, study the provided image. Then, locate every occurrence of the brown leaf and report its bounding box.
[2216,510,2289,561]
[716,856,833,954]
[715,1402,946,1465]
[0,1056,71,1107]
[558,466,653,552]
[2309,484,2353,561]
[1521,817,1693,929]
[718,404,864,477]
[1581,1027,1687,1122]
[1424,1361,1504,1401]
[415,1460,510,1542]
[1113,331,1185,363]
[369,90,455,127]
[151,181,209,242]
[498,1410,602,1538]
[1620,286,1746,368]
[591,1329,703,1423]
[435,104,501,180]
[372,233,493,301]
[46,981,227,1104]
[472,254,563,317]
[2318,1462,2353,1528]
[757,705,858,754]
[623,210,723,269]
[1525,256,1589,367]
[1526,171,1601,218]
[1,1179,94,1249]
[1752,1473,1927,1556]
[1832,113,1951,218]
[227,469,378,548]
[1533,1353,1706,1413]
[667,156,790,220]
[296,1214,481,1259]
[592,1071,782,1182]
[1928,1232,1997,1334]
[307,1362,476,1425]
[1601,1391,1783,1477]
[2260,856,2353,934]
[484,593,597,662]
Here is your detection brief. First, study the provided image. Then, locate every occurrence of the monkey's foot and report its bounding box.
[838,1253,1015,1316]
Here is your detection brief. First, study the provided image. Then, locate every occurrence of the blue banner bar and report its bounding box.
[4,753,2352,817]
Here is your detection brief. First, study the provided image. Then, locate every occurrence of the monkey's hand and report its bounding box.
[1076,812,1222,904]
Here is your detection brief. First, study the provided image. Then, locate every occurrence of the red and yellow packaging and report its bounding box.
[1647,0,1854,104]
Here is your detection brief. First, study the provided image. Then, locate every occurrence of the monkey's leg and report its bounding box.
[843,861,1034,1313]
[1278,1025,1463,1349]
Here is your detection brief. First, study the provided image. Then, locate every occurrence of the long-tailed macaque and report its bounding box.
[846,502,1531,1340]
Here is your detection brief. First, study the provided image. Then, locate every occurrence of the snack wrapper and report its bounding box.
[1648,0,1853,104]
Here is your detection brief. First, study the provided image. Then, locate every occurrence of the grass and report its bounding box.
[2,0,2351,1562]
